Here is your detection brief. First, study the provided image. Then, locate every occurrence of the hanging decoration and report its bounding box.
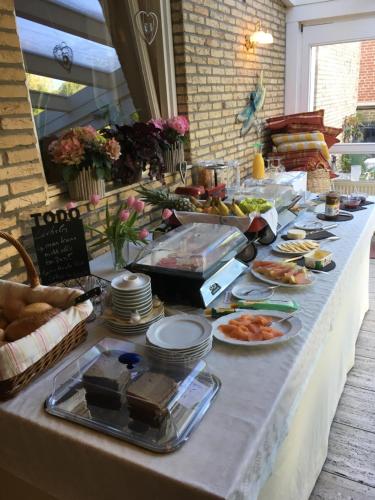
[53,42,73,72]
[237,71,266,137]
[135,9,159,45]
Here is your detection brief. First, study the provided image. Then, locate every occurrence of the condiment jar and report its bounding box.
[325,191,340,220]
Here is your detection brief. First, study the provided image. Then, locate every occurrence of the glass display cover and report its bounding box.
[135,223,248,275]
[45,338,220,453]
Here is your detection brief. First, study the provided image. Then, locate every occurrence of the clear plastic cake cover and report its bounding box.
[45,338,220,453]
[133,223,248,275]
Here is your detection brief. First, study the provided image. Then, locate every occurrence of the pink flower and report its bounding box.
[138,228,149,240]
[167,115,189,135]
[134,200,145,213]
[162,208,173,220]
[148,118,165,130]
[90,194,101,206]
[119,209,130,222]
[105,137,121,161]
[49,136,85,166]
[66,201,77,210]
[127,196,136,208]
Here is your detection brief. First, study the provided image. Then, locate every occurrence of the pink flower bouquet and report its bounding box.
[48,126,121,183]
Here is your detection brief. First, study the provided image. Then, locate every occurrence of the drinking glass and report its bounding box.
[350,165,362,182]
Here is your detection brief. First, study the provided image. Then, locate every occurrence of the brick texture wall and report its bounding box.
[0,0,47,281]
[313,42,361,129]
[171,0,286,177]
[358,41,375,104]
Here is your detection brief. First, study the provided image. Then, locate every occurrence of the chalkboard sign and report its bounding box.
[31,209,90,285]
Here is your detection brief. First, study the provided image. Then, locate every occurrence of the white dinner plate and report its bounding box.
[271,239,320,256]
[250,266,314,288]
[293,221,323,231]
[146,314,212,349]
[212,310,302,346]
[231,283,275,301]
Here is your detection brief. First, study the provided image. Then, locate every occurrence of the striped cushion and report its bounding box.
[272,131,324,146]
[266,110,324,131]
[286,124,342,148]
[277,140,330,161]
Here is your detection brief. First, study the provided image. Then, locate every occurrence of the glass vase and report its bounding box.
[110,240,130,271]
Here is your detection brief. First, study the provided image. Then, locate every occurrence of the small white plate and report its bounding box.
[250,267,314,288]
[111,273,150,291]
[231,283,275,301]
[272,239,320,256]
[293,221,323,231]
[212,311,302,346]
[146,314,212,349]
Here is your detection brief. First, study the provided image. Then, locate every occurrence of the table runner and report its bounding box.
[1,204,375,500]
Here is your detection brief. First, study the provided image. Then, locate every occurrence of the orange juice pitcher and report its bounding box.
[252,144,265,179]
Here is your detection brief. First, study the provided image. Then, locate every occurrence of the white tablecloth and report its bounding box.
[1,204,375,500]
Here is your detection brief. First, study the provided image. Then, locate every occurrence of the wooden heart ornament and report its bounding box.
[135,10,159,45]
[53,42,73,72]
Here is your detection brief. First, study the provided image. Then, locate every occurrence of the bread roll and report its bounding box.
[5,308,61,342]
[3,298,25,322]
[19,302,53,318]
[0,313,8,330]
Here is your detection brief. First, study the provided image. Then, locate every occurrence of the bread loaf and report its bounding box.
[3,298,25,322]
[0,313,8,330]
[19,302,53,318]
[5,308,61,342]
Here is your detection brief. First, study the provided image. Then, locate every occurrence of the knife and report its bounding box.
[69,287,102,308]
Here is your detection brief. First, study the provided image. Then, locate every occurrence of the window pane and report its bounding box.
[332,153,375,177]
[27,73,85,96]
[16,17,120,73]
[311,41,375,144]
[15,0,135,185]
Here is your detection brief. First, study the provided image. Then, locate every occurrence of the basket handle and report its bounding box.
[0,231,40,288]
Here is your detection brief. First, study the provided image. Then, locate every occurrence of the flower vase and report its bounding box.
[68,166,106,201]
[163,142,184,173]
[110,240,130,271]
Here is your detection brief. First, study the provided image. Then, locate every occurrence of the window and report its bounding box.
[15,0,135,185]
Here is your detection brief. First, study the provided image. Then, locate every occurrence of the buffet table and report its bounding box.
[1,204,375,500]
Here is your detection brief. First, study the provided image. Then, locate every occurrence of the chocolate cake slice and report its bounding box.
[126,372,177,425]
[83,351,130,410]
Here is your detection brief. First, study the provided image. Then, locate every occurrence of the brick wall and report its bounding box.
[358,41,375,104]
[0,0,47,281]
[171,0,286,177]
[313,42,361,129]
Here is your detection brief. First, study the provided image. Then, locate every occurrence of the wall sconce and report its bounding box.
[245,21,273,51]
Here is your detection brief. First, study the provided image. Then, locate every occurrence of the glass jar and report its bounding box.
[325,191,340,220]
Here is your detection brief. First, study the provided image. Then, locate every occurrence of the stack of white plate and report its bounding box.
[111,273,153,320]
[105,304,165,336]
[146,314,213,364]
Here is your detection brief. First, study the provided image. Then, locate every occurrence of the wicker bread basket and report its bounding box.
[0,232,89,400]
[307,167,332,193]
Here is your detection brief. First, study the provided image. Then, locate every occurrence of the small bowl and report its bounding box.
[304,249,332,270]
[342,195,361,209]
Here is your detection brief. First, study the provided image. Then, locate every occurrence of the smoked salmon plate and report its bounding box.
[251,260,313,286]
[212,311,302,346]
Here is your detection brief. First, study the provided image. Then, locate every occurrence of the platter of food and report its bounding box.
[250,260,314,287]
[212,311,302,346]
[272,239,320,255]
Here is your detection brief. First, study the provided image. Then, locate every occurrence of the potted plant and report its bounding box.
[151,116,190,173]
[48,126,121,200]
[102,121,166,186]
